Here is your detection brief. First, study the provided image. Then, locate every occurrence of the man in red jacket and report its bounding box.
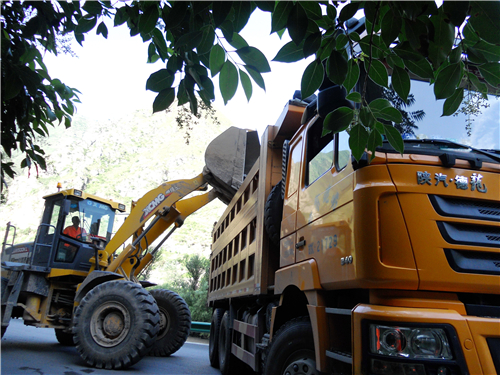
[63,216,88,240]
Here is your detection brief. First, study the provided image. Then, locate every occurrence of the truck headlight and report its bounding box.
[370,324,453,360]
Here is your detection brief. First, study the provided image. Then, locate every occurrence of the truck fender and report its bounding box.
[74,270,124,304]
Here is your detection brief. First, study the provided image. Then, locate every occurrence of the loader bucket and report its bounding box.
[204,127,260,204]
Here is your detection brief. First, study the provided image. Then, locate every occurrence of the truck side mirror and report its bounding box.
[63,200,71,216]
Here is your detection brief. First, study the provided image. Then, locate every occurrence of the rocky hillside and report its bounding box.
[1,104,233,284]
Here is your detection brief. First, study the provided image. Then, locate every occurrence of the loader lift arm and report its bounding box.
[95,172,218,280]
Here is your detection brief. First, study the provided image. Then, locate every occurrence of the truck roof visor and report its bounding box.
[204,127,260,203]
[317,85,354,120]
[301,99,318,124]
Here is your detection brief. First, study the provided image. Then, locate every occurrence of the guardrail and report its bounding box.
[191,321,210,334]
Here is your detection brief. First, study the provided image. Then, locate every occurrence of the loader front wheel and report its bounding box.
[55,328,75,346]
[148,289,191,357]
[73,280,160,370]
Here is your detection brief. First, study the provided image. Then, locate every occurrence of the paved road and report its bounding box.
[1,318,220,375]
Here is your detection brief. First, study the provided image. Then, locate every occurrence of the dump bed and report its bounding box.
[207,102,306,303]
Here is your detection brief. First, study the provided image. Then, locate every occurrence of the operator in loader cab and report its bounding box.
[63,216,88,241]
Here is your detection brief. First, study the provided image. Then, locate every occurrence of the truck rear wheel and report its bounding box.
[209,308,224,368]
[55,328,75,346]
[218,310,236,375]
[73,280,160,369]
[148,289,191,357]
[264,317,319,375]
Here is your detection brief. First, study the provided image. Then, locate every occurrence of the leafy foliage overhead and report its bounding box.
[2,1,500,185]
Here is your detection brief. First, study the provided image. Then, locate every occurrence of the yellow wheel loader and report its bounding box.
[1,127,259,369]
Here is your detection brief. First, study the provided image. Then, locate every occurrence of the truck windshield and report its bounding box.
[369,78,500,158]
[63,198,116,242]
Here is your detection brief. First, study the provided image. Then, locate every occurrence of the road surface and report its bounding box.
[1,318,220,375]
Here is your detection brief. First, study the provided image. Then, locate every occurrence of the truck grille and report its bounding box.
[445,249,500,276]
[429,195,500,222]
[438,222,500,247]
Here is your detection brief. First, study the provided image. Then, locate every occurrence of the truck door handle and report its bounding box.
[295,239,306,249]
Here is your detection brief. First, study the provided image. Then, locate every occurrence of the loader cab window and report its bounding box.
[306,118,334,185]
[62,198,116,243]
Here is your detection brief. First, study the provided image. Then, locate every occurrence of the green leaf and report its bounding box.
[236,47,271,73]
[153,88,175,113]
[273,41,304,63]
[383,124,404,154]
[271,1,293,33]
[442,88,464,116]
[466,71,488,97]
[76,15,97,34]
[220,60,238,105]
[301,60,324,99]
[392,66,410,102]
[346,92,361,103]
[434,63,462,99]
[197,26,215,55]
[478,62,500,87]
[369,98,392,117]
[349,123,369,161]
[339,3,360,22]
[287,3,308,45]
[387,54,405,69]
[146,69,174,93]
[227,33,248,50]
[213,1,233,27]
[299,1,322,20]
[469,2,500,45]
[449,46,462,64]
[82,1,102,15]
[367,129,383,161]
[163,2,187,30]
[199,76,215,100]
[303,32,321,58]
[443,1,469,27]
[96,22,108,38]
[244,66,266,90]
[335,34,349,51]
[114,7,129,26]
[176,31,203,50]
[360,106,376,128]
[209,44,225,77]
[327,50,348,86]
[152,29,170,60]
[323,107,354,134]
[359,35,386,59]
[232,2,252,33]
[381,10,401,46]
[138,4,159,35]
[472,40,500,63]
[404,58,434,79]
[239,69,252,102]
[344,60,360,93]
[368,59,389,88]
[394,41,424,61]
[379,107,403,123]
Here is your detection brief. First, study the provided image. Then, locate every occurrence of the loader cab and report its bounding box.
[31,189,125,272]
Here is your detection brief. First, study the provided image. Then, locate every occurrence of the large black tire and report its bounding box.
[148,289,191,357]
[218,310,237,375]
[1,277,8,338]
[55,328,75,346]
[264,317,319,375]
[73,280,160,370]
[264,181,284,246]
[208,308,224,368]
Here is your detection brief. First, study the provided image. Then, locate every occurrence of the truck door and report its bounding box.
[280,134,304,267]
[295,117,354,285]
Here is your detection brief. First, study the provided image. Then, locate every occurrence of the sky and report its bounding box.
[43,10,313,136]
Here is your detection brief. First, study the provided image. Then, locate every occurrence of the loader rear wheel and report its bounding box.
[1,277,8,338]
[55,328,75,346]
[209,308,224,368]
[148,289,191,357]
[73,280,160,370]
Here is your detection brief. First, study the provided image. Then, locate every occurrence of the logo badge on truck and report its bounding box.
[417,171,487,193]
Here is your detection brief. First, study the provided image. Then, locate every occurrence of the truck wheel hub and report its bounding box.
[284,357,317,375]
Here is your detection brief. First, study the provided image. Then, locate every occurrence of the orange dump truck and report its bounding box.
[205,83,500,375]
